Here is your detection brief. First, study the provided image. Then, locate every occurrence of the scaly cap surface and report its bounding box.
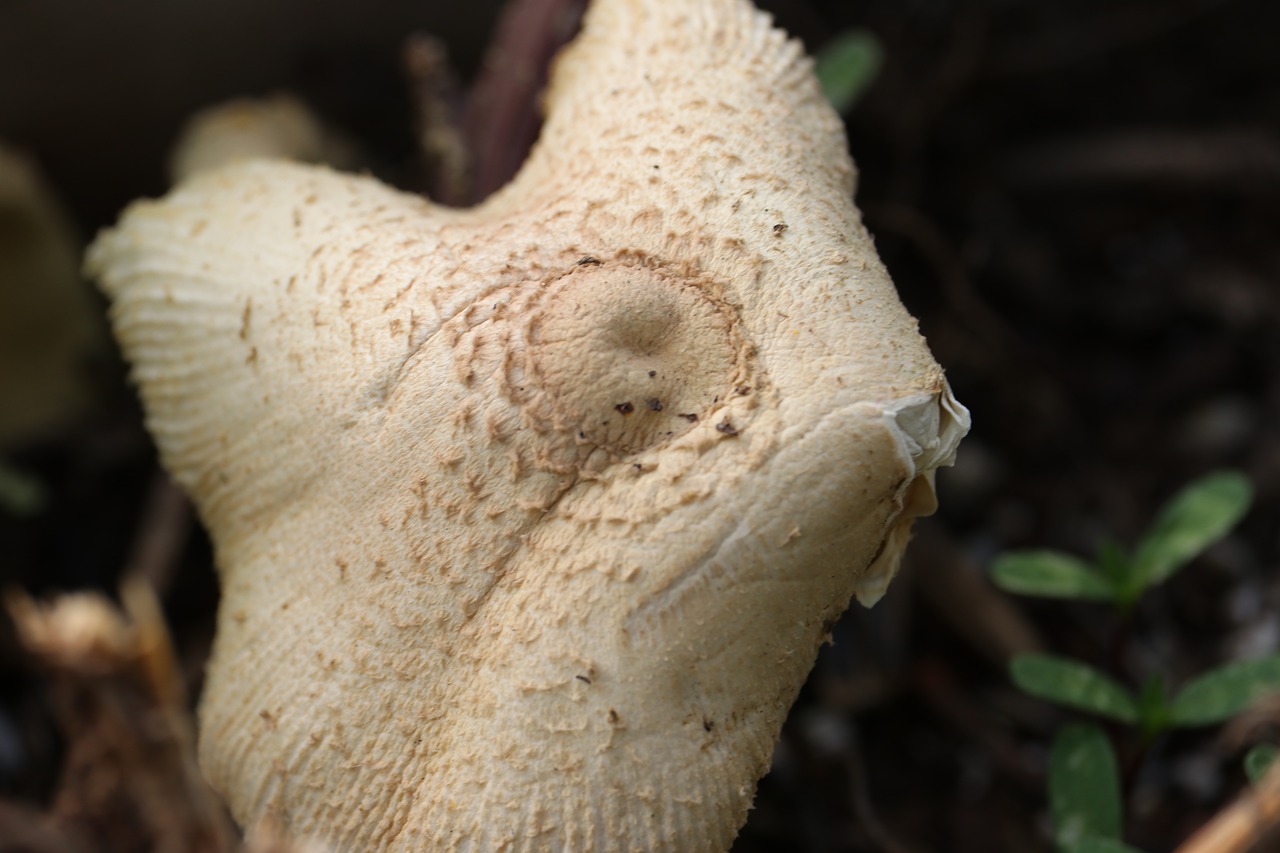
[88,0,968,849]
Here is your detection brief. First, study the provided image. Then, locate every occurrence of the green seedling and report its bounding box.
[0,459,46,516]
[1012,652,1280,741]
[993,471,1250,609]
[1244,743,1277,784]
[814,29,884,115]
[1050,724,1127,851]
[991,471,1278,852]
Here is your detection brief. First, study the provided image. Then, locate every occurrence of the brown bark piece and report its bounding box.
[3,580,232,852]
[461,0,587,204]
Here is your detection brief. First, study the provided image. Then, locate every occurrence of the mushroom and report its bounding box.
[167,94,355,184]
[87,0,969,849]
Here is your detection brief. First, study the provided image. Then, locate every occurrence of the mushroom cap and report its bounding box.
[88,0,968,849]
[167,94,354,184]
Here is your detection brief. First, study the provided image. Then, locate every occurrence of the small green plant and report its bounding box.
[1244,743,1277,783]
[994,471,1251,610]
[814,29,884,115]
[991,471,1280,852]
[0,459,46,516]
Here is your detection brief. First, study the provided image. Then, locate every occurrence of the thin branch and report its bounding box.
[1176,759,1280,853]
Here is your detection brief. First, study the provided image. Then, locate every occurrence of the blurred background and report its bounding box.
[1,0,1278,850]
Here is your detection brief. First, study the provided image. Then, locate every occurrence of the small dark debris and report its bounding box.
[578,430,586,439]
[703,718,714,732]
[646,398,664,411]
[716,419,738,436]
[735,385,751,396]
[615,402,635,415]
[608,709,619,724]
[575,674,591,684]
[576,256,601,265]
[648,370,657,378]
[773,223,787,235]
[678,413,699,423]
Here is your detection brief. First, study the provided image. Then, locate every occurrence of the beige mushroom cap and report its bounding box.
[88,0,968,850]
[167,94,354,184]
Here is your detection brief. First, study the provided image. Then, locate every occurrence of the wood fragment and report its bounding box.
[1,581,331,852]
[4,579,232,851]
[1176,758,1280,853]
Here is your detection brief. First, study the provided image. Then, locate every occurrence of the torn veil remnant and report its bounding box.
[87,0,969,849]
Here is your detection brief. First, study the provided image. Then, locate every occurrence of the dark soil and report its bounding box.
[2,0,1278,851]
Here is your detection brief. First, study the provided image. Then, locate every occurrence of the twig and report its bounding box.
[865,201,1026,360]
[846,725,914,853]
[908,524,1045,669]
[403,33,470,206]
[5,580,233,851]
[2,583,333,852]
[124,471,191,600]
[1176,759,1280,853]
[910,658,1042,790]
[461,0,587,204]
[1006,130,1280,192]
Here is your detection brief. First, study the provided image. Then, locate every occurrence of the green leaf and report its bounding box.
[1011,654,1139,723]
[1135,675,1171,740]
[0,460,46,517]
[1170,654,1280,726]
[1065,838,1144,853]
[992,550,1115,601]
[814,30,884,114]
[1050,723,1123,848]
[1245,744,1278,783]
[1128,471,1251,594]
[1095,538,1131,589]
